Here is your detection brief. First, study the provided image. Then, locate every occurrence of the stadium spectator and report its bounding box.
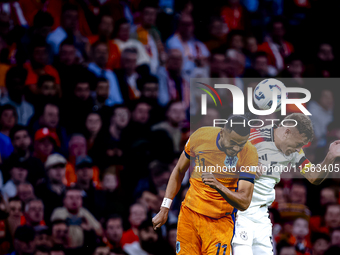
[0,104,17,137]
[29,103,68,156]
[17,182,35,204]
[7,197,23,238]
[221,0,249,32]
[2,161,28,199]
[204,17,227,52]
[35,153,67,223]
[33,75,61,109]
[92,78,111,112]
[138,75,159,102]
[50,187,102,248]
[277,241,297,255]
[4,125,45,186]
[209,49,227,78]
[331,227,340,246]
[152,101,186,152]
[103,214,125,253]
[1,66,34,126]
[157,49,189,107]
[88,41,124,106]
[166,14,209,76]
[258,17,294,72]
[11,225,36,255]
[311,232,330,255]
[121,203,147,247]
[116,48,142,101]
[311,204,340,235]
[133,1,163,74]
[113,18,150,67]
[22,199,45,227]
[308,88,334,146]
[227,30,245,52]
[33,128,60,164]
[290,217,312,254]
[289,182,307,205]
[87,13,120,70]
[320,188,338,207]
[245,51,277,78]
[46,3,88,57]
[51,220,69,248]
[34,226,53,248]
[123,219,170,255]
[24,41,60,93]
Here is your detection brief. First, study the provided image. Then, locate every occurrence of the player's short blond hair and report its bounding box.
[281,113,314,142]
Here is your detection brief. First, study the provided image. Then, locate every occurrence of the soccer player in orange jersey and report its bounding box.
[152,116,259,255]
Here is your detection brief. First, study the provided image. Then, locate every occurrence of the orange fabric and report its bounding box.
[88,36,121,70]
[19,0,92,36]
[65,163,101,188]
[0,64,10,87]
[121,229,139,246]
[20,215,46,226]
[136,26,149,45]
[177,204,234,255]
[24,62,60,87]
[183,127,258,219]
[19,0,63,31]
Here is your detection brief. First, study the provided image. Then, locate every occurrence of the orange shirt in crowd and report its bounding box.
[24,62,60,91]
[65,163,101,188]
[19,0,93,37]
[120,228,139,247]
[88,36,121,70]
[20,215,46,227]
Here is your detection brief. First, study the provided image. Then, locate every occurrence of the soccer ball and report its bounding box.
[253,78,287,112]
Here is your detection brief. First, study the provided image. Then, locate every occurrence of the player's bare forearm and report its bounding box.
[304,140,340,185]
[152,152,190,230]
[164,151,190,200]
[304,151,335,185]
[214,180,254,211]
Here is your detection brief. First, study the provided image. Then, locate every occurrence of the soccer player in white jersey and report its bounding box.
[232,113,340,255]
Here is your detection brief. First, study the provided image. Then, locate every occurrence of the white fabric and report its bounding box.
[114,39,150,66]
[123,241,148,255]
[233,210,273,255]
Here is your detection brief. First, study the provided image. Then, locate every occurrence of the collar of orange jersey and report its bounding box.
[216,132,224,152]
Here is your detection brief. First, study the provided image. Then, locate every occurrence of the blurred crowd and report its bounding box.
[0,0,340,255]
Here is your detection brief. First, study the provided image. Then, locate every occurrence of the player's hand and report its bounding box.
[328,140,340,159]
[256,163,265,179]
[152,207,169,231]
[202,172,221,190]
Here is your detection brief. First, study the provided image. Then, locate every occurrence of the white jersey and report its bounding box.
[238,125,309,219]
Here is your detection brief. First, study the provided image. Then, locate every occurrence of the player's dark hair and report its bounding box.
[282,113,314,142]
[224,115,250,137]
[138,219,153,231]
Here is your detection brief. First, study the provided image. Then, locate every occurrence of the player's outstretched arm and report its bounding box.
[303,140,340,185]
[152,151,190,230]
[201,173,254,211]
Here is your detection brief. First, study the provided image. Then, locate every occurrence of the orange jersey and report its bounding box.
[184,127,258,219]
